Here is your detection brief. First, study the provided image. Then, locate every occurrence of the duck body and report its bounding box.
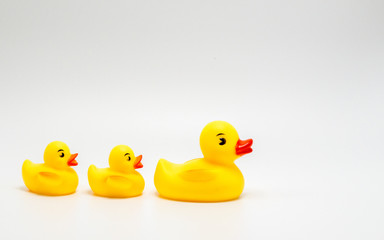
[22,160,79,196]
[154,158,244,202]
[87,145,145,198]
[154,121,253,202]
[88,165,145,198]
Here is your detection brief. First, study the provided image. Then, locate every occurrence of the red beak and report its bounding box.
[67,153,78,166]
[134,155,143,169]
[235,139,253,156]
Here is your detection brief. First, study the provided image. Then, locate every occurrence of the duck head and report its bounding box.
[200,121,253,165]
[109,145,143,173]
[43,141,78,169]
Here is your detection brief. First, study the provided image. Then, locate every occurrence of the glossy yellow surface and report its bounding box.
[88,145,145,198]
[154,121,253,202]
[22,141,79,196]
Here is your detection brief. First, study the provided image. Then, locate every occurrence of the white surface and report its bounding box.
[1,0,384,239]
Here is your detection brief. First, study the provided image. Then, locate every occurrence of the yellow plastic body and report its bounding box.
[154,121,252,202]
[154,158,244,202]
[88,145,145,198]
[21,141,79,196]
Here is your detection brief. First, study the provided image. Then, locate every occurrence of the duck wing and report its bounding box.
[157,158,217,182]
[37,171,62,186]
[22,160,63,186]
[106,175,133,189]
[179,168,217,182]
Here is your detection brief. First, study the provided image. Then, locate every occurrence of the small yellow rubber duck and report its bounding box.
[22,141,79,196]
[154,120,253,202]
[88,145,145,198]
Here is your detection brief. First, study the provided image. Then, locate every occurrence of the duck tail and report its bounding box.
[87,164,97,178]
[88,164,96,171]
[154,159,172,191]
[22,159,32,172]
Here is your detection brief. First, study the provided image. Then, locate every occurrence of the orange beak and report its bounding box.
[235,139,253,156]
[134,155,143,169]
[67,153,78,166]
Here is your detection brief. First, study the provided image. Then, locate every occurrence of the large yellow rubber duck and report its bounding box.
[154,121,253,202]
[88,145,145,198]
[22,141,79,196]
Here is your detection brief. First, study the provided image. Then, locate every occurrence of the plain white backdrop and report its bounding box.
[0,0,383,239]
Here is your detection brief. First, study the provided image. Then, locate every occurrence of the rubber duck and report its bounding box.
[88,145,145,198]
[22,141,79,196]
[154,120,253,202]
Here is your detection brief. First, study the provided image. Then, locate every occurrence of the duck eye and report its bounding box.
[219,138,226,145]
[59,152,64,158]
[127,156,131,161]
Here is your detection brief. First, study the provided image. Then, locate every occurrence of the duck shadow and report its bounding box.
[85,189,143,199]
[153,190,260,203]
[16,186,29,192]
[240,189,268,199]
[15,186,77,197]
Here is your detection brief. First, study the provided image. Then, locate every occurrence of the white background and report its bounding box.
[0,0,383,239]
